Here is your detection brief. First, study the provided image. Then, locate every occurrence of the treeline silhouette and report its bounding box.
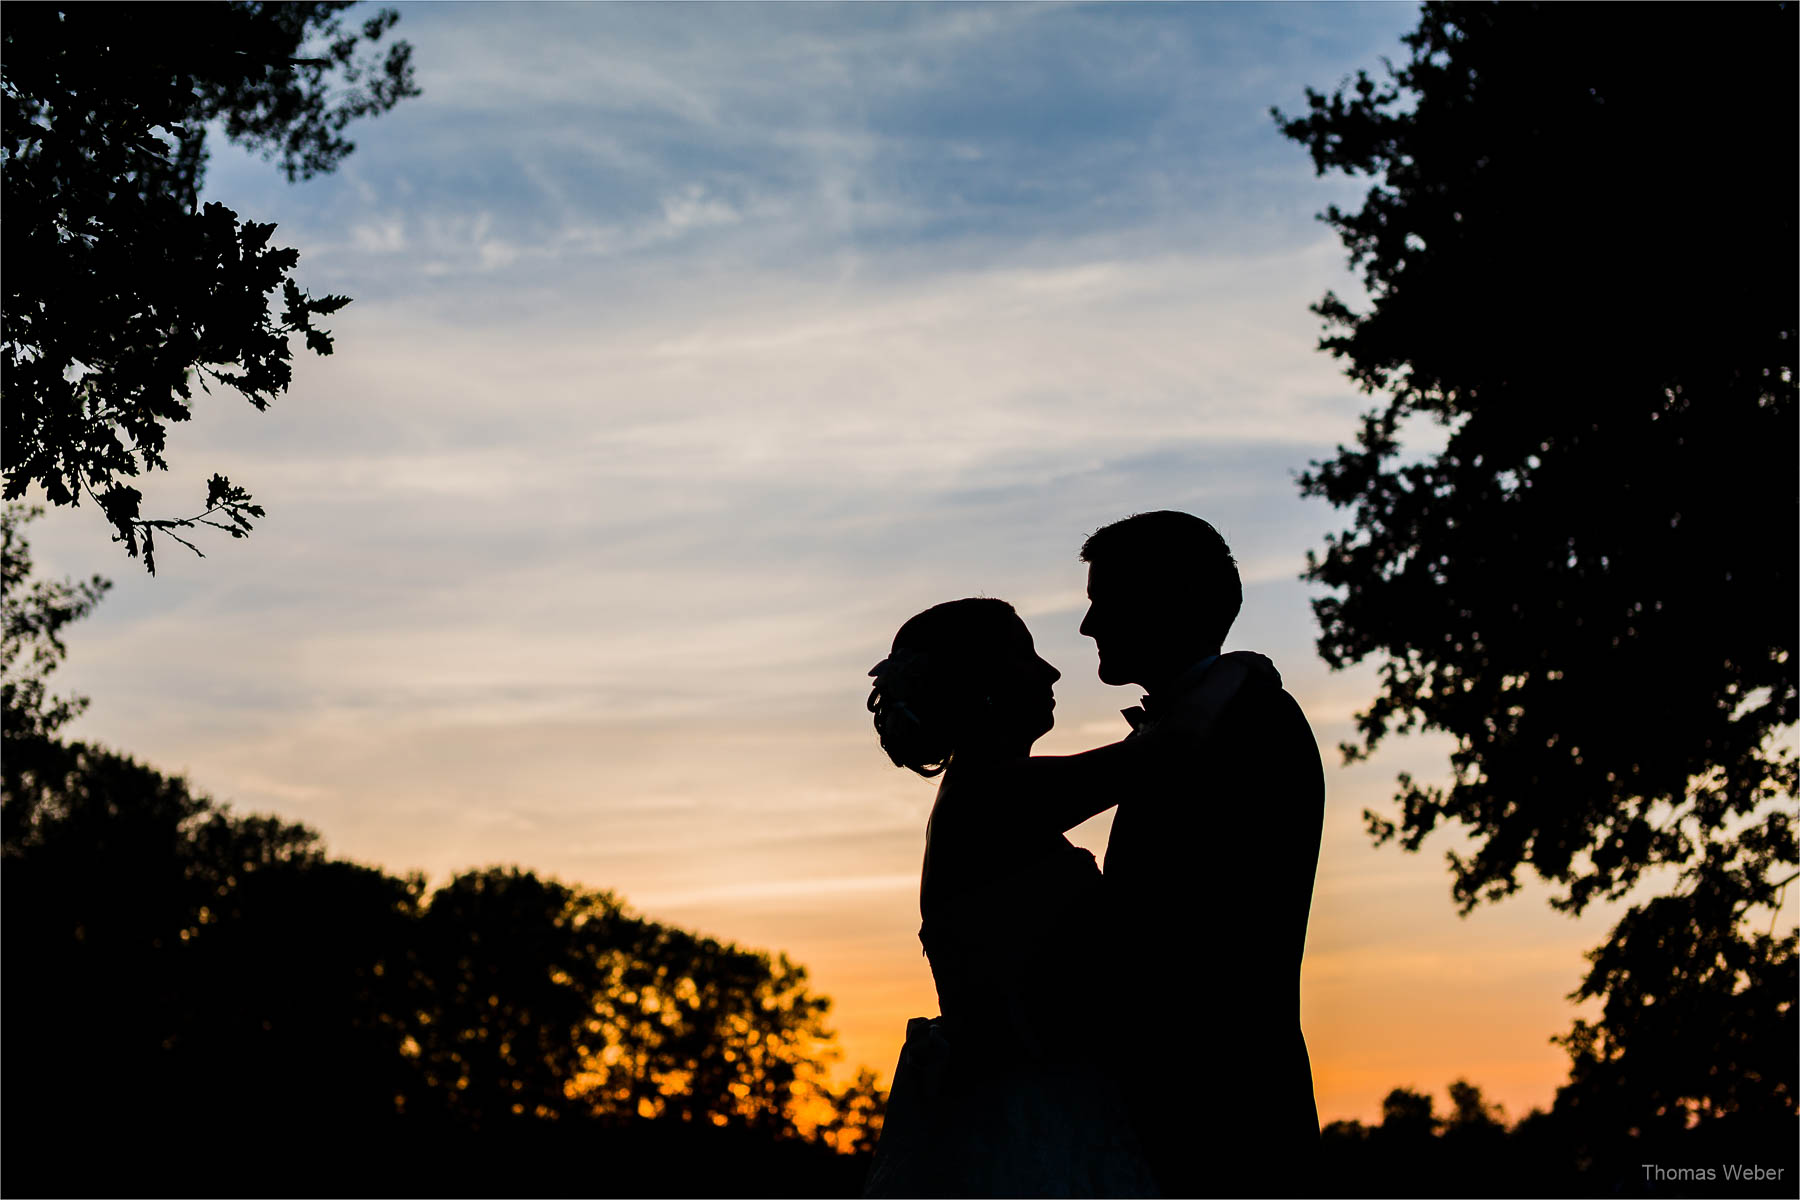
[3,512,880,1198]
[1319,1080,1795,1198]
[2,735,882,1196]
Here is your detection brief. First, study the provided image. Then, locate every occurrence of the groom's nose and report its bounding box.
[1079,604,1097,638]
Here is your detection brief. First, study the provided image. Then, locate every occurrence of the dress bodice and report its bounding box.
[917,837,1109,1062]
[865,836,1159,1198]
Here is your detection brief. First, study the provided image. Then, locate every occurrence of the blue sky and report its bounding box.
[28,1,1654,1121]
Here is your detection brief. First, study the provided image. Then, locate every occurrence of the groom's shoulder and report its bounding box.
[1245,684,1325,782]
[1163,662,1312,725]
[1158,670,1320,757]
[1223,683,1312,742]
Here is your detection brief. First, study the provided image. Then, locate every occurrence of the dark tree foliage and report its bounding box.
[1,504,114,856]
[1554,882,1798,1139]
[1,3,419,571]
[0,505,109,743]
[1275,0,1797,1138]
[814,1067,888,1157]
[598,919,837,1132]
[1320,1083,1534,1197]
[1,746,880,1193]
[397,866,850,1138]
[406,868,616,1127]
[0,512,882,1196]
[1321,1078,1792,1198]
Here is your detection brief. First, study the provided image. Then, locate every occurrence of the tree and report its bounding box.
[407,867,622,1128]
[581,906,841,1134]
[1275,0,1796,1134]
[1376,1087,1438,1142]
[1554,884,1797,1140]
[815,1067,887,1157]
[1318,1079,1568,1198]
[1,3,419,571]
[1442,1078,1504,1135]
[0,504,108,738]
[1,513,884,1195]
[1,502,112,852]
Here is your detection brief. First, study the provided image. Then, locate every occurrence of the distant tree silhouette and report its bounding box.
[0,506,109,742]
[406,867,614,1127]
[814,1066,886,1157]
[0,504,111,857]
[1553,884,1797,1150]
[1443,1078,1504,1135]
[1439,1078,1508,1177]
[1320,1076,1797,1198]
[1,3,419,570]
[1,511,883,1196]
[589,919,838,1134]
[394,867,850,1137]
[168,851,427,1138]
[1377,1086,1438,1141]
[1275,0,1797,1149]
[1323,1081,1549,1197]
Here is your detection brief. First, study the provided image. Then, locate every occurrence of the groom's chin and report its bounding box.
[1095,661,1132,687]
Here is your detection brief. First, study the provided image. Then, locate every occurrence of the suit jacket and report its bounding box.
[1102,668,1325,1196]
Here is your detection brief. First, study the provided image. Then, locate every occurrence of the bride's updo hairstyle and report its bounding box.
[868,597,1025,778]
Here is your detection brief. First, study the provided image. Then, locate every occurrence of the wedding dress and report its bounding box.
[863,837,1161,1197]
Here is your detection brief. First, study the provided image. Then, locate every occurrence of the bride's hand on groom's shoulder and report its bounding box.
[1187,651,1280,724]
[1217,650,1281,694]
[1123,651,1280,749]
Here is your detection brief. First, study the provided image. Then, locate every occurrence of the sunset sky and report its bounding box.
[31,1,1672,1124]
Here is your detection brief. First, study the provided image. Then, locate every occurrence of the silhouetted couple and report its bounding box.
[862,511,1324,1198]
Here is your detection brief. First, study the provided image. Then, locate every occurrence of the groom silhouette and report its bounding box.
[1077,511,1323,1197]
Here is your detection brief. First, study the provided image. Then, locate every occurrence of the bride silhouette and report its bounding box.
[860,597,1268,1197]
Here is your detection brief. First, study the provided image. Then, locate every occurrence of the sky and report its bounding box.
[27,1,1659,1125]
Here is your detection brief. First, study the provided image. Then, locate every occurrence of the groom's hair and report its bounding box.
[1080,511,1242,648]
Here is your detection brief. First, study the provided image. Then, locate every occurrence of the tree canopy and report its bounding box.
[1,3,419,571]
[1276,0,1796,1139]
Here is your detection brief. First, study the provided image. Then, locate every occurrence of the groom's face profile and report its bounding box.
[1081,561,1151,687]
[1080,561,1198,690]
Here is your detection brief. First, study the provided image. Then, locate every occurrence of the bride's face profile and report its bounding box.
[870,599,1061,775]
[986,615,1061,748]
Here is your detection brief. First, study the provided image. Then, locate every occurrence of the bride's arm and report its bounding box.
[992,651,1280,832]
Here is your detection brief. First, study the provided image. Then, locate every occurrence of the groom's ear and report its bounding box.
[1127,576,1195,623]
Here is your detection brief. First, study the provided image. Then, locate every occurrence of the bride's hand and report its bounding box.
[1187,651,1280,724]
